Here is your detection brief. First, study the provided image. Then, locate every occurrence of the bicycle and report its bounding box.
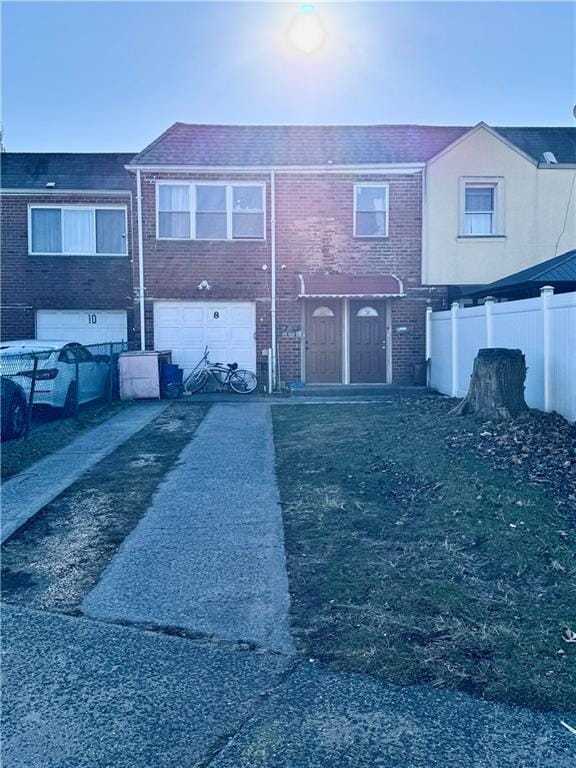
[183,346,258,394]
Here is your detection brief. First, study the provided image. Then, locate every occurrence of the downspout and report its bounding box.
[136,169,146,351]
[421,164,428,286]
[270,170,277,389]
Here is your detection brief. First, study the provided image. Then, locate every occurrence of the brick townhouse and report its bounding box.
[126,123,469,386]
[3,122,573,386]
[0,153,134,343]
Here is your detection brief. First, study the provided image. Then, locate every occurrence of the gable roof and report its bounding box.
[466,249,576,297]
[129,123,576,168]
[0,153,135,191]
[129,123,469,167]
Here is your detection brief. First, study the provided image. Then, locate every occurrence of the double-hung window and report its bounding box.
[196,185,227,239]
[460,179,504,237]
[158,185,191,238]
[157,182,265,240]
[29,206,127,255]
[354,184,389,237]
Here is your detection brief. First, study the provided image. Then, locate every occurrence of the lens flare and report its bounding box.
[288,4,325,54]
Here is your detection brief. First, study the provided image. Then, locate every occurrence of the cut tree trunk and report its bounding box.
[451,348,528,420]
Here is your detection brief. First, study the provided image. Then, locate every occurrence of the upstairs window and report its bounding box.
[232,186,265,239]
[460,178,504,237]
[196,185,227,239]
[30,206,127,255]
[157,182,265,240]
[158,185,190,238]
[354,184,389,237]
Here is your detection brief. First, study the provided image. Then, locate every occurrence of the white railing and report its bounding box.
[427,287,576,422]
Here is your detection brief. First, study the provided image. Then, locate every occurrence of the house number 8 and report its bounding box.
[213,311,220,319]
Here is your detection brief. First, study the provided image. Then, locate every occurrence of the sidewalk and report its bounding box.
[3,605,573,768]
[0,402,168,543]
[83,403,294,654]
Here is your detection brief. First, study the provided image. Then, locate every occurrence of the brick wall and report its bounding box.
[132,172,273,358]
[133,170,440,383]
[0,194,133,340]
[1,171,441,381]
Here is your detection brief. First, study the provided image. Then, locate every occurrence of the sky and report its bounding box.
[1,1,575,152]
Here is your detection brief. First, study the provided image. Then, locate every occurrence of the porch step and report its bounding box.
[290,384,431,398]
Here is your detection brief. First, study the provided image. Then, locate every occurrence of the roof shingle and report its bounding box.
[0,153,134,190]
[129,123,576,167]
[130,124,469,167]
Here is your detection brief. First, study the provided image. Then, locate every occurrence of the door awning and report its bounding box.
[297,273,404,298]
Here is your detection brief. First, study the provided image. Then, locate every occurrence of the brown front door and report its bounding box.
[305,300,342,383]
[350,300,387,383]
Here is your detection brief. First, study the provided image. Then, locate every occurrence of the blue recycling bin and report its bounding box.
[160,363,183,398]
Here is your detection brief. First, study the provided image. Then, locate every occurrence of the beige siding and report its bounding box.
[424,127,576,285]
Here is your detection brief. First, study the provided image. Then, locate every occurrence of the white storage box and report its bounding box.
[118,351,171,400]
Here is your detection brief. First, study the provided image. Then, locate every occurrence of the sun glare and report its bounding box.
[288,4,326,55]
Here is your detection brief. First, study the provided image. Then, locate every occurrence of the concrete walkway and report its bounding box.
[1,401,168,544]
[83,403,294,654]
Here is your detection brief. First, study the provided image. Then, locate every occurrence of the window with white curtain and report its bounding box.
[158,185,191,238]
[354,185,389,237]
[30,206,127,255]
[464,185,495,235]
[156,182,265,240]
[459,178,504,237]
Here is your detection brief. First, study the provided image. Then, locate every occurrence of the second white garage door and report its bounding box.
[153,301,256,375]
[37,310,128,346]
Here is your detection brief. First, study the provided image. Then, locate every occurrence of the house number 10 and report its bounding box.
[87,314,97,324]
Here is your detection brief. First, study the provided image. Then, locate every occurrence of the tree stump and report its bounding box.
[451,348,528,420]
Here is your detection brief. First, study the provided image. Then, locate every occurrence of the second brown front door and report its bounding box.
[305,300,342,383]
[350,300,387,383]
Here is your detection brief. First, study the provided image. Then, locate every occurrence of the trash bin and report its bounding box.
[160,363,183,399]
[411,361,427,386]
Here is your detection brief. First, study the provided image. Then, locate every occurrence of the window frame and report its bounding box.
[353,183,390,239]
[459,177,505,238]
[155,180,267,242]
[28,204,128,256]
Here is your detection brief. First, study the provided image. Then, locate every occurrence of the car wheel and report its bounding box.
[7,392,27,438]
[63,382,77,417]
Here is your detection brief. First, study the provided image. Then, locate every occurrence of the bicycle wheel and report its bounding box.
[184,369,208,393]
[229,369,258,394]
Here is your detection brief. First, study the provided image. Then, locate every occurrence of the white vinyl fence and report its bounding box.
[427,287,576,422]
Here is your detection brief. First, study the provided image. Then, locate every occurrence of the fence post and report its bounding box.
[425,305,433,386]
[541,285,554,412]
[74,357,80,418]
[484,296,495,348]
[24,356,38,438]
[108,342,114,402]
[451,301,459,397]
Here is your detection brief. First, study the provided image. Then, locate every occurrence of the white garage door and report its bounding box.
[154,301,256,375]
[36,310,128,345]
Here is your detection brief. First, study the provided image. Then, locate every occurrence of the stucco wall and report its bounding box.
[424,127,576,286]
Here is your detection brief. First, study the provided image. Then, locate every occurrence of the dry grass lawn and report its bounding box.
[273,397,575,712]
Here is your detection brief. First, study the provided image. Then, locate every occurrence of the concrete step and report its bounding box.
[290,384,432,398]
